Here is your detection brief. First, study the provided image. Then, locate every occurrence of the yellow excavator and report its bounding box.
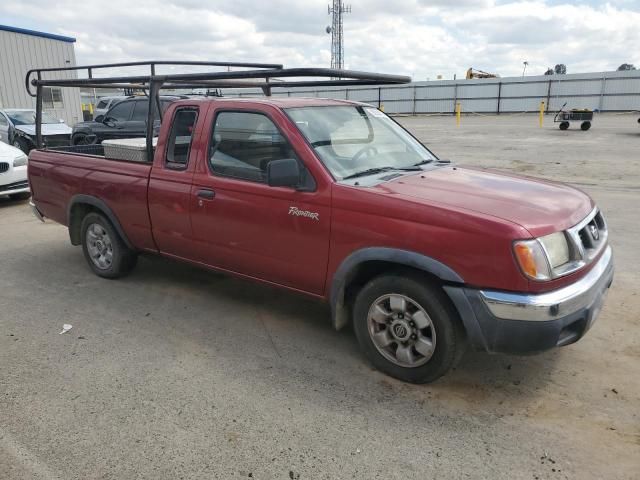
[466,68,499,79]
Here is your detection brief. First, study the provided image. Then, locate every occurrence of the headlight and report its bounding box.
[13,154,28,167]
[539,232,570,268]
[513,232,570,281]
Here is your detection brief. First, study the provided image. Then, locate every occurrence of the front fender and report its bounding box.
[329,247,464,330]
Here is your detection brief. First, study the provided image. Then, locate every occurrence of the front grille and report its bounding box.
[571,210,607,262]
[0,162,8,174]
[0,180,29,193]
[554,208,608,278]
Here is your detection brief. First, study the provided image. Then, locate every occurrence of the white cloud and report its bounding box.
[1,0,638,80]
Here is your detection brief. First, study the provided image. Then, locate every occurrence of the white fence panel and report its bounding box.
[501,81,548,97]
[458,83,499,98]
[415,99,455,113]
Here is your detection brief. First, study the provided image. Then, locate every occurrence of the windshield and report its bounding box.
[6,110,60,125]
[285,106,436,180]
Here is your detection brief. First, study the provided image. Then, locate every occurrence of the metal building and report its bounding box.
[0,25,82,125]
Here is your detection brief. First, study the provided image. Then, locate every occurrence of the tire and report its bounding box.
[9,192,31,201]
[559,122,570,130]
[12,137,31,154]
[80,212,137,278]
[581,121,591,131]
[72,133,96,146]
[353,273,466,384]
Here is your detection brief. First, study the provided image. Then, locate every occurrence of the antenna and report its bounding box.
[326,1,351,70]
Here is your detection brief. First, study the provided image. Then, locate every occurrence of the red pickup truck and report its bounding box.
[28,96,613,383]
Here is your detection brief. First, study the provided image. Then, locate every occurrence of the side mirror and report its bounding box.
[94,114,104,123]
[267,158,300,188]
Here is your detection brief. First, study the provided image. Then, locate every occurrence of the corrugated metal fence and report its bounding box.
[229,70,640,114]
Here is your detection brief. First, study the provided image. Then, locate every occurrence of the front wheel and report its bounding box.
[72,133,96,146]
[581,121,591,131]
[353,274,466,384]
[80,212,137,278]
[12,137,31,153]
[559,121,570,130]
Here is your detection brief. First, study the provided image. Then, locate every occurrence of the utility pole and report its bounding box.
[327,1,351,70]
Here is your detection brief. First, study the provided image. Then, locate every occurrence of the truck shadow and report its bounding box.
[123,253,563,411]
[0,195,30,208]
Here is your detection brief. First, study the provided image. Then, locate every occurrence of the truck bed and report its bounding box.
[28,148,157,251]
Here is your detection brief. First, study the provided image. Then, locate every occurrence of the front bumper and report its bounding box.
[0,165,29,196]
[445,246,614,354]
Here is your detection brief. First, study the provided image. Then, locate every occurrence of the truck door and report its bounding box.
[99,101,135,140]
[189,106,331,295]
[148,105,200,259]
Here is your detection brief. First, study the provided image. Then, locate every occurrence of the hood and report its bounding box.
[379,166,594,236]
[0,140,24,161]
[16,123,72,136]
[73,120,100,130]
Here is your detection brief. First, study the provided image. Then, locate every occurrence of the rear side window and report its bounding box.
[166,108,198,168]
[209,111,298,183]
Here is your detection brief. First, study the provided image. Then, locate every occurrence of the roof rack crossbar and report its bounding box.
[25,60,283,97]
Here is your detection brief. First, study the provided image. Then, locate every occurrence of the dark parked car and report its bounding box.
[71,96,185,145]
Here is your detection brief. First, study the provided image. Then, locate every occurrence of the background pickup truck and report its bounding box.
[28,97,614,383]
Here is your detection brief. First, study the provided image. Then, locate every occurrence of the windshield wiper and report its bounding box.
[343,166,421,180]
[412,159,434,166]
[343,167,395,180]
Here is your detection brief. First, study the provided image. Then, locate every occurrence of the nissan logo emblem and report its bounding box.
[393,324,407,338]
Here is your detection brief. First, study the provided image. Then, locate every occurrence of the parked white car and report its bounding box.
[0,140,30,200]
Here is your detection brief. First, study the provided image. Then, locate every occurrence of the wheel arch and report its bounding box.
[67,195,134,249]
[329,247,464,331]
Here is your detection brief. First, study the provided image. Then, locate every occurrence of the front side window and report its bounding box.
[286,106,436,180]
[96,100,108,109]
[0,114,7,126]
[106,101,134,122]
[209,111,299,183]
[166,108,198,168]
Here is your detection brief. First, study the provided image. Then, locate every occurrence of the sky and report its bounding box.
[1,0,639,80]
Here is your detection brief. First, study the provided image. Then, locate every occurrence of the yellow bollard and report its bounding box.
[89,103,94,114]
[539,101,545,128]
[455,102,461,127]
[379,104,384,112]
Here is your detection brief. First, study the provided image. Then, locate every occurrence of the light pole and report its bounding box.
[522,61,529,76]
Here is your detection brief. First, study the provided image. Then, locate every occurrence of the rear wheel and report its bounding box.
[80,212,137,278]
[559,121,570,130]
[353,274,466,384]
[580,121,591,131]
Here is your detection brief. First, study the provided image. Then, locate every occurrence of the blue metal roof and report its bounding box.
[0,24,76,43]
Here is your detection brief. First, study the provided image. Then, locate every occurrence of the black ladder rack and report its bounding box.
[26,60,411,161]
